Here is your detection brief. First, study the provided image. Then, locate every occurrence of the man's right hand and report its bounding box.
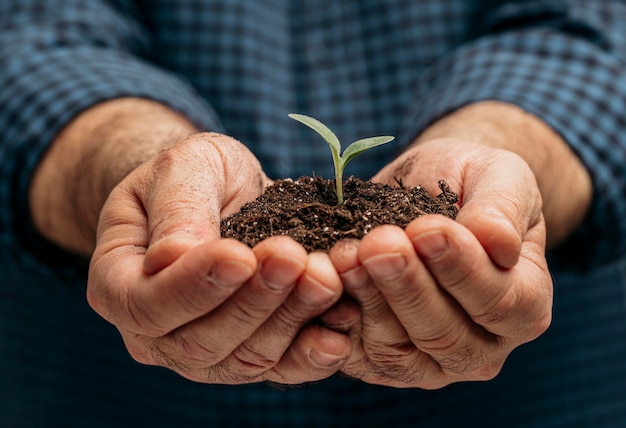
[86,132,353,385]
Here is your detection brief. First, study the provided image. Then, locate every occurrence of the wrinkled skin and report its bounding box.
[324,138,553,388]
[88,133,354,384]
[88,134,553,388]
[34,100,585,388]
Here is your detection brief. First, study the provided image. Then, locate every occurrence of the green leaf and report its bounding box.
[341,136,395,169]
[288,113,396,205]
[288,114,342,159]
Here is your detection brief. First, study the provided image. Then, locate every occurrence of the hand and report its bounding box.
[327,138,553,388]
[88,132,352,385]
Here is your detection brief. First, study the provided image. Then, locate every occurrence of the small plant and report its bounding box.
[288,113,394,204]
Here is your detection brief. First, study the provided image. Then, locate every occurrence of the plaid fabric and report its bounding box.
[0,1,625,426]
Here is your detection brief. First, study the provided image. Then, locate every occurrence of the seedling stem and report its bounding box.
[288,113,394,204]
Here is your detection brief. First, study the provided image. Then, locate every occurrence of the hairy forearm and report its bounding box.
[29,98,199,256]
[414,101,592,248]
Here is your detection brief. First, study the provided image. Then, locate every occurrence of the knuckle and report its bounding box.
[367,360,423,385]
[125,292,169,337]
[475,360,504,381]
[435,344,484,375]
[231,342,279,377]
[150,146,179,175]
[439,263,473,292]
[426,334,506,382]
[273,304,309,330]
[147,341,194,374]
[469,346,506,381]
[341,360,369,382]
[474,295,517,327]
[416,328,487,375]
[474,279,552,341]
[529,310,552,340]
[472,279,525,328]
[86,264,121,324]
[227,296,274,330]
[205,360,264,384]
[123,335,153,365]
[85,281,104,316]
[89,274,169,337]
[496,186,533,227]
[172,329,224,366]
[363,342,424,384]
[127,348,152,366]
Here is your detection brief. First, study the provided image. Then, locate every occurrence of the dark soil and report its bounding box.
[220,176,459,252]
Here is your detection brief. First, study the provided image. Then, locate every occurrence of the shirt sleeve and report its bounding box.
[0,0,222,282]
[401,1,626,270]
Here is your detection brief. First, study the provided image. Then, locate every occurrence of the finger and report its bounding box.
[264,324,352,385]
[358,224,492,385]
[151,236,308,371]
[331,239,431,386]
[88,238,257,337]
[142,133,268,274]
[407,214,552,340]
[171,324,352,385]
[457,150,544,269]
[330,239,408,346]
[319,295,362,334]
[319,292,362,362]
[139,136,226,273]
[219,251,345,381]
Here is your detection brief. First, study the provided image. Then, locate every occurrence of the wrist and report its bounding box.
[414,101,592,247]
[28,98,198,256]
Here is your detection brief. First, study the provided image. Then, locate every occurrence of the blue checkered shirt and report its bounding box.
[1,1,625,427]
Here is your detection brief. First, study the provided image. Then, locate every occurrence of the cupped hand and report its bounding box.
[326,138,553,388]
[88,133,352,385]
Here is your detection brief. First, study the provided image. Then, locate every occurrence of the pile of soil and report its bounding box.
[220,176,459,252]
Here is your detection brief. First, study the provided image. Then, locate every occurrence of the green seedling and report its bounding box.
[288,113,394,204]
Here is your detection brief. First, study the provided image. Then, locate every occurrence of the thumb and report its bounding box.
[456,152,544,269]
[138,132,270,274]
[141,133,229,274]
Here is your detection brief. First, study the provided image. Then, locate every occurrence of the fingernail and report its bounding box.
[309,349,343,368]
[296,275,337,305]
[339,265,368,288]
[412,231,448,260]
[362,253,406,281]
[208,260,254,288]
[260,257,303,290]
